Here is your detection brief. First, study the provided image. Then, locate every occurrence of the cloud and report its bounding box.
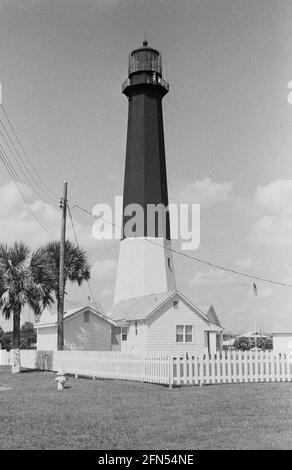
[172,177,233,207]
[91,258,117,280]
[248,179,292,246]
[271,308,292,332]
[254,179,292,215]
[249,216,292,246]
[0,181,118,252]
[188,268,274,299]
[234,257,261,270]
[100,288,112,298]
[0,181,60,247]
[189,268,240,289]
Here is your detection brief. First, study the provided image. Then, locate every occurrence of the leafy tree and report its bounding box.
[256,337,273,351]
[20,321,37,349]
[234,336,273,352]
[233,337,251,351]
[0,326,4,349]
[0,242,56,373]
[42,241,90,349]
[1,331,12,351]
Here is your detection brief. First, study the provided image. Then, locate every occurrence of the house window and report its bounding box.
[176,325,184,342]
[135,322,138,335]
[176,325,193,343]
[173,300,179,309]
[185,325,193,342]
[83,311,89,323]
[121,327,128,341]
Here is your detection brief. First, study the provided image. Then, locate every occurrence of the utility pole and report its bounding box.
[57,181,68,350]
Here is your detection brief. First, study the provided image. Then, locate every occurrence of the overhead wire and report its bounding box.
[0,119,56,206]
[0,103,58,203]
[70,202,292,289]
[67,203,104,313]
[0,145,54,237]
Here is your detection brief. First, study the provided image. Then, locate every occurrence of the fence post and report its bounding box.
[168,354,173,389]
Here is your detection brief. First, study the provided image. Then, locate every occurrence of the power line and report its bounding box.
[0,134,53,234]
[0,103,58,203]
[67,204,104,314]
[0,117,56,205]
[0,146,53,236]
[147,239,292,288]
[71,202,292,289]
[0,146,53,237]
[0,103,58,236]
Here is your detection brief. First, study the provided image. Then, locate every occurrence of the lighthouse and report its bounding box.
[113,41,176,305]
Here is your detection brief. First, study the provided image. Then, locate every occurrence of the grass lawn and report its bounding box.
[0,370,291,450]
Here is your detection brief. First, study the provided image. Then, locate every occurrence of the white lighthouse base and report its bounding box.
[113,237,176,305]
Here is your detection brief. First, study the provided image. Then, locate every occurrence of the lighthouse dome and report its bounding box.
[128,41,162,77]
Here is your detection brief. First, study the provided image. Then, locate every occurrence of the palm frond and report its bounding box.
[42,239,91,289]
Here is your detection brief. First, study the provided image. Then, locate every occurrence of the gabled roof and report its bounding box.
[206,305,222,328]
[107,290,222,330]
[107,291,173,321]
[35,305,116,328]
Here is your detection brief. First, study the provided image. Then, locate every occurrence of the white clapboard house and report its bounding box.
[35,292,223,354]
[108,290,223,354]
[35,303,116,351]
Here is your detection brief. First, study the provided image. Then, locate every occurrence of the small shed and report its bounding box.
[35,305,116,351]
[272,332,292,355]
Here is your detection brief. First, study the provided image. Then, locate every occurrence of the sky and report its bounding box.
[0,0,292,333]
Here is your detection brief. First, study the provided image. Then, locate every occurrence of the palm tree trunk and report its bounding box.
[12,307,21,374]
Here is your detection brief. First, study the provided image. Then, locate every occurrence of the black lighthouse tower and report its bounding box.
[121,40,170,239]
[114,41,176,305]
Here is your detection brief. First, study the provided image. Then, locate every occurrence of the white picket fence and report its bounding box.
[1,350,292,387]
[19,350,172,385]
[172,351,292,386]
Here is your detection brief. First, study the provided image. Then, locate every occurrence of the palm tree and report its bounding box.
[42,240,90,349]
[0,242,56,373]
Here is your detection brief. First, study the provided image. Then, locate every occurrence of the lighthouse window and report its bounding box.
[168,257,172,271]
[121,327,128,341]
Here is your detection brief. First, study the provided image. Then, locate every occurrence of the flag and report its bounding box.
[253,282,258,296]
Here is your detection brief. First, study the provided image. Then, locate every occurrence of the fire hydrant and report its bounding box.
[55,370,67,391]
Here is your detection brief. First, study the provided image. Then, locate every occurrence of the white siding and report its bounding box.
[36,310,112,351]
[64,311,112,351]
[37,326,57,351]
[273,334,292,355]
[146,297,210,353]
[121,321,148,352]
